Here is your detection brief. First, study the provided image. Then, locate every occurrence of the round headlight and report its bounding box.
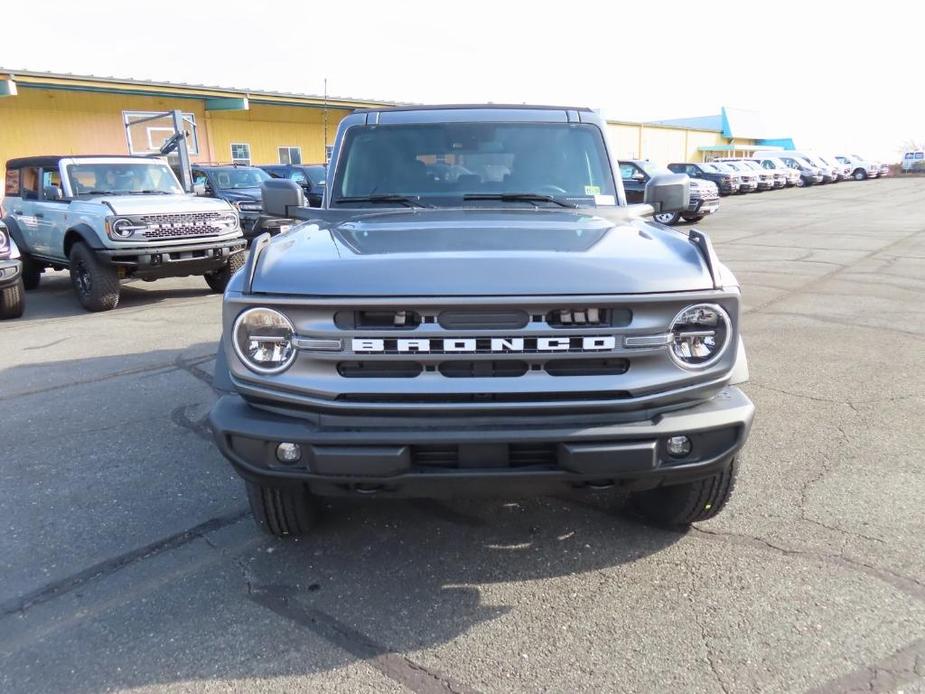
[110,218,136,238]
[0,228,8,258]
[668,304,731,369]
[233,308,297,374]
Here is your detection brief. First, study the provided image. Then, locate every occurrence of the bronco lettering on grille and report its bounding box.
[352,336,616,354]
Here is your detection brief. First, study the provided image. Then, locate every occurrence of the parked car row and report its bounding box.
[620,160,720,226]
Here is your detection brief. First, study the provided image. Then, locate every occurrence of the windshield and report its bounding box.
[636,160,673,177]
[712,162,736,173]
[742,161,763,170]
[332,122,616,207]
[700,163,722,173]
[303,165,326,186]
[211,168,271,189]
[66,162,183,197]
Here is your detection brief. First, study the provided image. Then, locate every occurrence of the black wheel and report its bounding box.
[653,210,681,226]
[853,169,867,181]
[68,242,120,312]
[681,214,704,223]
[204,251,246,293]
[630,458,739,526]
[0,276,25,319]
[20,254,43,290]
[246,481,319,537]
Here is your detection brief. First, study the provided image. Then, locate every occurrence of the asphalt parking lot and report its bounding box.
[1,178,923,693]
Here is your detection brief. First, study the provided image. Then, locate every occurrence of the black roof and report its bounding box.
[6,155,153,169]
[352,103,593,114]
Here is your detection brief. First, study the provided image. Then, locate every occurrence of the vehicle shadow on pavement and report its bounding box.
[0,341,684,692]
[10,271,221,321]
[33,493,683,692]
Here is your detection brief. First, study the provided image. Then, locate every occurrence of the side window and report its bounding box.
[192,170,210,188]
[5,168,20,197]
[687,165,699,176]
[619,163,637,179]
[230,144,251,166]
[21,167,39,200]
[288,170,308,184]
[41,169,63,198]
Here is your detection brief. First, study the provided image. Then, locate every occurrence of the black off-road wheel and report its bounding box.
[246,481,320,537]
[204,251,246,294]
[853,169,868,181]
[0,276,25,319]
[629,458,739,527]
[68,242,120,312]
[681,214,704,223]
[20,254,43,290]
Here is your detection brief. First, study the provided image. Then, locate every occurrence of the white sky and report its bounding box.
[2,0,921,162]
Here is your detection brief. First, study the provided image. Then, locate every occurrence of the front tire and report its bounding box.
[20,254,43,290]
[246,481,320,537]
[853,169,867,181]
[681,214,704,223]
[68,242,120,312]
[654,211,681,226]
[204,251,246,294]
[0,276,25,319]
[630,458,739,526]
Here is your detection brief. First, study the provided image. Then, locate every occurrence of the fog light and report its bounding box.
[666,435,692,458]
[276,442,302,464]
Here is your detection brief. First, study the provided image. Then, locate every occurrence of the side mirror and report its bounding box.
[644,173,689,213]
[193,183,208,196]
[632,172,646,182]
[262,179,306,218]
[43,185,63,201]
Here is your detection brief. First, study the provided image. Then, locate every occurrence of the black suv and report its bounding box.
[668,162,738,196]
[192,165,292,240]
[259,164,326,207]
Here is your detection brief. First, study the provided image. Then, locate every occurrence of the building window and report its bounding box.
[231,143,251,166]
[278,146,302,165]
[123,111,200,155]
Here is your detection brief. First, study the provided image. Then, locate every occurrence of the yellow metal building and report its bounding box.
[0,70,392,169]
[0,70,788,170]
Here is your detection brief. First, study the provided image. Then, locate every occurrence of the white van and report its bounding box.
[901,150,924,173]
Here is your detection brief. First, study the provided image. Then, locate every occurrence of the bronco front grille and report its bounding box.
[139,212,227,240]
[411,443,557,469]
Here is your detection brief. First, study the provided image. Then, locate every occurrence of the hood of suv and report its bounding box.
[248,208,714,296]
[97,194,234,216]
[218,188,262,203]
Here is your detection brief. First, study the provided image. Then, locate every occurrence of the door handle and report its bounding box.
[13,209,23,215]
[34,213,44,219]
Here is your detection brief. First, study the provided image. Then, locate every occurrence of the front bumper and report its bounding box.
[98,237,247,278]
[688,197,720,215]
[0,258,22,289]
[738,181,758,192]
[210,386,755,497]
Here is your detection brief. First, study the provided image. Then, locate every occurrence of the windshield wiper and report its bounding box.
[334,194,432,208]
[84,190,117,195]
[124,190,172,195]
[462,193,578,208]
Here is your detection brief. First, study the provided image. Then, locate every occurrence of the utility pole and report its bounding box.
[323,78,329,163]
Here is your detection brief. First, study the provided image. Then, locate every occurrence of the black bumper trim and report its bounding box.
[0,258,22,288]
[209,387,754,496]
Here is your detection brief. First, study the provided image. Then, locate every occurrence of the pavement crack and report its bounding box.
[170,403,213,442]
[174,353,215,389]
[250,590,483,694]
[0,509,249,620]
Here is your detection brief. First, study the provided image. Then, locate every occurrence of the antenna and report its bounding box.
[323,77,328,164]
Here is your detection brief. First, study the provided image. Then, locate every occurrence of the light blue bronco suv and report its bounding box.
[3,155,246,311]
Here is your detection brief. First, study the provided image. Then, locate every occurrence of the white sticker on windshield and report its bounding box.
[593,194,615,206]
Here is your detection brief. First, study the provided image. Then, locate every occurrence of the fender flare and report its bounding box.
[212,340,235,393]
[2,216,29,252]
[63,223,105,256]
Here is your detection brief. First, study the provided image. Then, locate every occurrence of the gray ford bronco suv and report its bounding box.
[3,156,246,311]
[209,105,754,537]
